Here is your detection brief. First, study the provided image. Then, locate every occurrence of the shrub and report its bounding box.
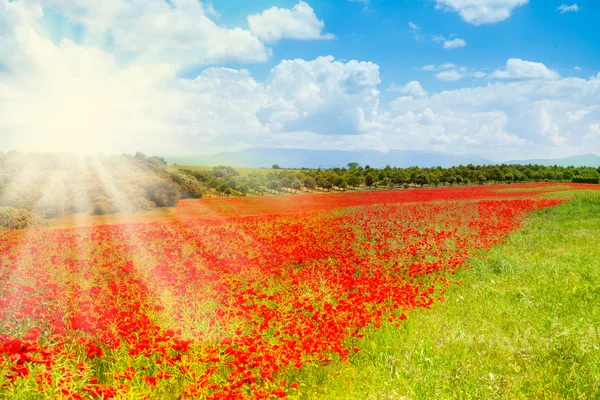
[0,207,45,230]
[572,176,599,184]
[147,182,180,207]
[91,201,113,216]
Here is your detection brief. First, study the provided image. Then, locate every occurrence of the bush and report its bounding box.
[0,207,45,230]
[572,176,599,184]
[147,182,180,207]
[91,201,113,216]
[171,172,204,198]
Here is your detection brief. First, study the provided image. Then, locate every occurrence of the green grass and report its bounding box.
[292,195,600,399]
[495,185,571,193]
[539,190,600,199]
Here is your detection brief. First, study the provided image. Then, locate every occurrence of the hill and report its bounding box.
[167,148,600,169]
[165,148,491,169]
[506,154,600,167]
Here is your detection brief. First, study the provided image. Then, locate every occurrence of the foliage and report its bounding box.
[0,152,198,218]
[572,176,599,184]
[0,207,45,230]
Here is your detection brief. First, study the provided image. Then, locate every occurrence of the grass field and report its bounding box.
[297,194,600,399]
[495,184,572,193]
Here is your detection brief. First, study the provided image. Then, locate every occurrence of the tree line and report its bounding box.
[175,162,600,197]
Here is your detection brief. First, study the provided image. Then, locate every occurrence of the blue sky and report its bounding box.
[234,0,597,83]
[1,0,599,160]
[40,0,600,87]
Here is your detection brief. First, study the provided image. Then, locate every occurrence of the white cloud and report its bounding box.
[387,75,600,158]
[567,106,596,122]
[248,1,334,42]
[443,38,467,49]
[435,0,529,25]
[258,56,380,135]
[557,4,581,13]
[435,69,465,81]
[410,23,466,49]
[587,123,600,140]
[491,58,560,80]
[419,63,485,79]
[387,81,427,98]
[438,63,457,70]
[1,3,599,161]
[538,108,566,145]
[574,66,582,71]
[35,0,270,65]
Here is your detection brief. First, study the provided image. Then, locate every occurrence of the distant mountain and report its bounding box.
[165,148,600,169]
[505,154,600,167]
[165,148,491,169]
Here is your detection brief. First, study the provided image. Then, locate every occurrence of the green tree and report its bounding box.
[488,168,503,183]
[562,170,574,181]
[414,173,430,187]
[348,175,361,188]
[338,178,349,191]
[303,176,316,191]
[395,173,407,186]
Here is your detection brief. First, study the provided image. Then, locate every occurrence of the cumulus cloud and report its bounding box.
[443,38,466,49]
[491,58,560,80]
[387,81,428,98]
[557,4,581,13]
[33,0,270,65]
[258,56,380,135]
[435,0,529,25]
[248,1,334,42]
[388,75,600,157]
[435,70,465,81]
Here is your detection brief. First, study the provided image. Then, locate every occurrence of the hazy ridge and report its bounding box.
[166,148,600,168]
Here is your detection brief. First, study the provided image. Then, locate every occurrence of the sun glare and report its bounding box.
[33,77,116,154]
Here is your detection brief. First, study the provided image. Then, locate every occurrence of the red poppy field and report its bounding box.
[0,184,596,399]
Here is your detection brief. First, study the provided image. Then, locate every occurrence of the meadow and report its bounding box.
[0,183,598,399]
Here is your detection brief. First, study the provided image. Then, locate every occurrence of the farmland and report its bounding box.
[0,183,599,399]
